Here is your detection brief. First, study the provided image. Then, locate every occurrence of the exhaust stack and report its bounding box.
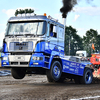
[60,0,74,34]
[60,0,78,26]
[62,16,67,35]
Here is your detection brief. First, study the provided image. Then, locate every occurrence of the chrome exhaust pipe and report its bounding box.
[62,17,66,35]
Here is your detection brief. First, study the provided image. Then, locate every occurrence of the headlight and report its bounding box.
[37,57,40,60]
[32,57,43,60]
[3,57,8,60]
[33,57,37,60]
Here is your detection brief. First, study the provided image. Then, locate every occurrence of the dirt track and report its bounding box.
[0,73,100,100]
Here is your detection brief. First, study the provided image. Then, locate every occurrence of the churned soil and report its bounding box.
[0,72,100,100]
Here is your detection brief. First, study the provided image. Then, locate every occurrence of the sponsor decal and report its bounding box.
[63,61,70,65]
[70,62,76,67]
[80,65,84,69]
[76,63,80,67]
[69,68,74,71]
[63,65,69,69]
[75,68,79,73]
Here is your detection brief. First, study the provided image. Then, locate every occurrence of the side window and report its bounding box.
[50,24,57,38]
[50,24,53,37]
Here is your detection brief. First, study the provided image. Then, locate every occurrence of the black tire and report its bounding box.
[11,68,26,79]
[46,74,65,83]
[46,75,53,82]
[80,68,93,84]
[46,61,62,82]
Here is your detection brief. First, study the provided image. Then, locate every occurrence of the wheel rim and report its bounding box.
[53,65,60,78]
[86,72,91,83]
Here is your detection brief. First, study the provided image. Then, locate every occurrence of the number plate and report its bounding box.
[15,56,24,61]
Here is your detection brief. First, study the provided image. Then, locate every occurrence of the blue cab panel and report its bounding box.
[62,59,86,76]
[34,41,64,55]
[35,41,45,52]
[3,43,8,53]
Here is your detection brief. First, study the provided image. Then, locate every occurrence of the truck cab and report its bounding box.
[2,14,65,77]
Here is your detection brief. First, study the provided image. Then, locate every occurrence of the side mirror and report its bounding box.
[53,26,57,33]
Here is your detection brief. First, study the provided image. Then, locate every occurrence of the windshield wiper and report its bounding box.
[6,33,36,37]
[5,35,14,38]
[24,34,36,37]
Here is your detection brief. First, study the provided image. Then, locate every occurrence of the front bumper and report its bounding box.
[1,53,47,68]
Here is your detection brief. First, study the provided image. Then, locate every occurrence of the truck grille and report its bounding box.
[11,62,18,65]
[10,62,28,65]
[9,42,33,52]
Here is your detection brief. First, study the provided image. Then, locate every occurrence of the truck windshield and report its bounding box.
[5,21,46,36]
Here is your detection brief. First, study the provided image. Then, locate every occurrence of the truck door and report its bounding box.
[46,23,58,54]
[58,26,64,53]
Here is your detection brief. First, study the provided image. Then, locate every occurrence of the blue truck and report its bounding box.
[1,13,93,84]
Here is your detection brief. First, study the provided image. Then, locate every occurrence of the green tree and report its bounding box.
[65,26,83,56]
[83,29,99,56]
[15,9,18,16]
[25,9,28,14]
[15,9,34,16]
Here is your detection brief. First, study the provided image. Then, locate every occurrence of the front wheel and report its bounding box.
[11,68,26,79]
[81,68,93,84]
[46,61,62,82]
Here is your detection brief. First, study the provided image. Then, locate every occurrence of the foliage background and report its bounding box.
[65,26,100,57]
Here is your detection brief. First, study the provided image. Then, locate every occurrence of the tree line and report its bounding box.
[65,26,100,57]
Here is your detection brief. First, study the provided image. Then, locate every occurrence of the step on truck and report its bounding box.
[1,13,94,84]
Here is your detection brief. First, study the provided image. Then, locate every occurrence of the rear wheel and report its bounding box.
[11,68,26,79]
[80,68,93,84]
[46,61,62,82]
